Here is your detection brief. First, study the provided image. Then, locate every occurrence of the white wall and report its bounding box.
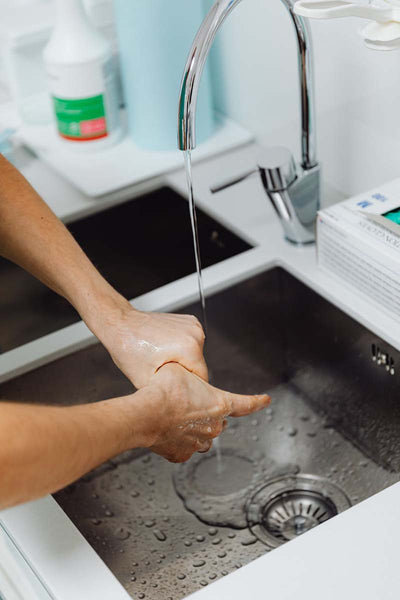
[206,0,400,198]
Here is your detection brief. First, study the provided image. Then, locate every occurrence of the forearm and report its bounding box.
[0,390,156,510]
[0,155,130,328]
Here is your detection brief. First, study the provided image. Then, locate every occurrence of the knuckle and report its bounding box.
[215,421,224,435]
[190,315,201,327]
[218,397,231,416]
[211,421,223,438]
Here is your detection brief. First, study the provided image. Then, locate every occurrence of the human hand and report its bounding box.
[142,363,270,463]
[93,299,208,389]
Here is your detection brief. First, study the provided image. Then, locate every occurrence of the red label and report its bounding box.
[80,117,107,137]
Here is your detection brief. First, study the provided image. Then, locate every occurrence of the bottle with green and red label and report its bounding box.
[43,0,122,149]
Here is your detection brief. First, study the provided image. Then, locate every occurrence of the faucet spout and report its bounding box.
[178,0,317,171]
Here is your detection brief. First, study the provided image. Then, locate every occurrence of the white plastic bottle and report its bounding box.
[43,0,121,150]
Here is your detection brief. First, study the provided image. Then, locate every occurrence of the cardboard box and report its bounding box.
[317,179,400,321]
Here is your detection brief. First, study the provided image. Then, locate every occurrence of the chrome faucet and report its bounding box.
[178,0,321,244]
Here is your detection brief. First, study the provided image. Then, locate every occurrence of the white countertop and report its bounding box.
[1,142,400,599]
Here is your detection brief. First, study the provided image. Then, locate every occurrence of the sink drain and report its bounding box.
[246,474,351,548]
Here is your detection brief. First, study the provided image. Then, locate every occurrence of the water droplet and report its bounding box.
[177,573,186,580]
[241,535,257,546]
[211,538,222,545]
[142,455,151,464]
[196,535,205,542]
[91,518,102,526]
[144,520,155,528]
[288,428,298,437]
[114,527,130,540]
[104,510,114,517]
[193,560,206,567]
[147,479,155,486]
[307,431,316,438]
[153,529,167,542]
[221,570,228,576]
[228,532,236,539]
[200,581,208,587]
[217,551,227,558]
[184,540,192,547]
[138,594,145,599]
[131,491,140,498]
[208,527,218,536]
[209,573,217,580]
[92,493,99,499]
[131,576,136,582]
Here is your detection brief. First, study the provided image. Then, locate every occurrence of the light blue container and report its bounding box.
[114,0,215,151]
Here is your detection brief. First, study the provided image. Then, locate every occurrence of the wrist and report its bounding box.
[119,385,166,450]
[76,282,135,343]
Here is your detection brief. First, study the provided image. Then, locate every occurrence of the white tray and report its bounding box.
[19,114,253,198]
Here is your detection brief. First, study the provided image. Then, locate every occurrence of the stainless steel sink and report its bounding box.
[1,267,399,599]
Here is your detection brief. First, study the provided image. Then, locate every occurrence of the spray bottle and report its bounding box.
[43,0,121,149]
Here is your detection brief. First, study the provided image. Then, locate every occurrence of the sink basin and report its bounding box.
[1,267,399,599]
[0,187,251,353]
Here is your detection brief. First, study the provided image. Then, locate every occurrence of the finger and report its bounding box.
[197,439,213,453]
[183,314,204,331]
[221,391,271,418]
[195,419,226,440]
[156,358,209,383]
[152,444,195,464]
[171,314,203,331]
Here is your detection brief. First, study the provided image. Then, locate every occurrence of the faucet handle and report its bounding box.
[257,146,297,192]
[210,168,258,194]
[210,146,297,195]
[210,145,318,245]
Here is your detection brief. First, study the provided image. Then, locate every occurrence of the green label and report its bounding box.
[52,95,107,140]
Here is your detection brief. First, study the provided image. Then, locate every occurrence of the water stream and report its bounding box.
[183,151,221,467]
[183,151,207,332]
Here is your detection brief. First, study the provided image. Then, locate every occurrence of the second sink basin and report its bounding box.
[1,266,399,599]
[0,186,251,353]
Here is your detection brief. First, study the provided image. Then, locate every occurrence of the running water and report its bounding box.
[183,151,222,468]
[183,151,207,332]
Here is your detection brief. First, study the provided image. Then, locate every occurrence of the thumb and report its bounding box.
[221,390,271,418]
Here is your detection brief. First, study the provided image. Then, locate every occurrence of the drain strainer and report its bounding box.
[246,474,351,548]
